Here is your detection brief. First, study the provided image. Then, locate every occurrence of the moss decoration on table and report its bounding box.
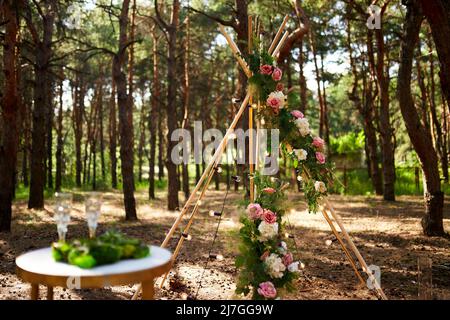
[52,230,150,269]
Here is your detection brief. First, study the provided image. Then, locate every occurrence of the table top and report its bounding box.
[16,245,172,287]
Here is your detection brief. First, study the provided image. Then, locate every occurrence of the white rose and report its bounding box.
[314,181,327,193]
[265,253,286,278]
[295,118,310,136]
[258,221,279,241]
[288,261,300,273]
[294,149,308,161]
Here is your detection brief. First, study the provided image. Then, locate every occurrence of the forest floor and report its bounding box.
[1,188,449,300]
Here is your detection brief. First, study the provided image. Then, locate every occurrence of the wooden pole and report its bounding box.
[272,31,290,58]
[161,92,251,249]
[248,16,255,202]
[268,15,289,55]
[218,24,252,78]
[323,199,388,300]
[321,208,366,286]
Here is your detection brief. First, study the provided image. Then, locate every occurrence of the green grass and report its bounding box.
[331,167,450,196]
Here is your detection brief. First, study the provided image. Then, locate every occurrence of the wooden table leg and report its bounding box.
[30,284,39,300]
[141,279,155,300]
[47,286,54,300]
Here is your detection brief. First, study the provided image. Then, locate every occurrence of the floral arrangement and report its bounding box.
[235,49,334,299]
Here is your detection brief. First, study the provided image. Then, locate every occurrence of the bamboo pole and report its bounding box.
[268,15,289,55]
[218,24,252,78]
[159,167,217,288]
[160,92,251,249]
[248,16,255,202]
[272,31,289,58]
[323,199,388,300]
[321,208,365,286]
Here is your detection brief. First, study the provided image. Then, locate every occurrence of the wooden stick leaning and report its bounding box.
[248,15,255,202]
[159,167,217,288]
[302,165,387,299]
[323,199,388,300]
[268,15,289,55]
[320,207,366,286]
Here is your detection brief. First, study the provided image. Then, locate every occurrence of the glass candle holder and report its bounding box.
[85,192,103,238]
[54,192,72,242]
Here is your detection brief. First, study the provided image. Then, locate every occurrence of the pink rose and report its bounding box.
[290,110,304,119]
[276,83,284,91]
[262,187,276,194]
[266,96,282,110]
[263,209,277,224]
[247,203,263,220]
[316,152,326,164]
[272,67,282,81]
[257,281,277,299]
[260,64,273,75]
[260,251,270,261]
[282,253,293,266]
[312,137,325,150]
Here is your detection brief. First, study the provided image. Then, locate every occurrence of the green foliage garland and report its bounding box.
[235,50,335,299]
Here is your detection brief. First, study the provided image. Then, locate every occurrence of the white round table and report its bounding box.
[16,245,172,300]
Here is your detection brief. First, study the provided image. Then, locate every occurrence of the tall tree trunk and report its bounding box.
[298,41,308,114]
[109,76,118,188]
[398,0,444,236]
[310,31,326,140]
[181,12,191,200]
[28,2,56,209]
[161,0,181,210]
[426,33,448,182]
[46,79,54,189]
[55,77,64,192]
[346,18,383,195]
[158,106,165,181]
[137,89,146,183]
[73,77,84,187]
[148,29,159,200]
[419,0,450,108]
[375,23,396,201]
[113,0,137,220]
[0,0,20,231]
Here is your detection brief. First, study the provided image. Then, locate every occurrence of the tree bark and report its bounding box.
[375,20,396,201]
[109,75,118,189]
[113,0,137,220]
[55,76,64,192]
[0,0,20,231]
[148,28,159,200]
[398,0,445,236]
[419,0,450,109]
[27,0,56,209]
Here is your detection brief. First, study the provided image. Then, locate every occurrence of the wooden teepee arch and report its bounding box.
[133,15,387,300]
